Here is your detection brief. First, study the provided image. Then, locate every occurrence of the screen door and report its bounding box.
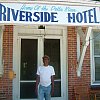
[20,39,38,99]
[20,38,63,100]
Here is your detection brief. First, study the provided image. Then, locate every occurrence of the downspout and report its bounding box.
[0,26,4,77]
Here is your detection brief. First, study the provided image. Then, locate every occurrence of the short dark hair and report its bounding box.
[42,55,50,60]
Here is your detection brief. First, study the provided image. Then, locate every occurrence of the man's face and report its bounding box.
[43,57,49,66]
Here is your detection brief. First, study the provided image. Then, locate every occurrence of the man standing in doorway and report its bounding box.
[35,55,55,100]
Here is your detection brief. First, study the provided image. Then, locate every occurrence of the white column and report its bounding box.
[0,26,4,77]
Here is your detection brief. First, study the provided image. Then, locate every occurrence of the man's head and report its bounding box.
[42,55,50,66]
[42,55,50,60]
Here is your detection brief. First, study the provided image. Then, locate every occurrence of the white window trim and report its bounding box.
[0,26,4,77]
[90,27,100,85]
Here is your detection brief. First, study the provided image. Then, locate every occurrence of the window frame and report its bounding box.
[90,29,100,85]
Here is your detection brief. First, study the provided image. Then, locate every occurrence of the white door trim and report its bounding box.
[13,25,68,100]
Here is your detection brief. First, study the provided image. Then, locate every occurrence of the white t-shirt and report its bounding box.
[36,65,55,87]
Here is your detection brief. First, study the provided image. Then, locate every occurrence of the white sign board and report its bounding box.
[0,3,100,26]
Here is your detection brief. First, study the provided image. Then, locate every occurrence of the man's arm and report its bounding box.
[51,75,54,96]
[35,75,40,95]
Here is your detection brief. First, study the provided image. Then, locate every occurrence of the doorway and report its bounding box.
[13,25,67,100]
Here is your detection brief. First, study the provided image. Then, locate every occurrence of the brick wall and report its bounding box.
[0,25,13,100]
[68,26,90,100]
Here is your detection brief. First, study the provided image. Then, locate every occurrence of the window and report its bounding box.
[91,30,100,85]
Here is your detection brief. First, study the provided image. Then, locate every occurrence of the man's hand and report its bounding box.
[51,76,55,96]
[35,75,40,96]
[51,86,54,96]
[35,87,38,96]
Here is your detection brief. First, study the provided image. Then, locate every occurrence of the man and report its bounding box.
[35,55,55,100]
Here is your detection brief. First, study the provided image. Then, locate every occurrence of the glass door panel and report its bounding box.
[20,39,38,99]
[44,39,61,97]
[20,38,62,99]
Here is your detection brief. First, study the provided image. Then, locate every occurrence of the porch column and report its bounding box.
[77,27,92,77]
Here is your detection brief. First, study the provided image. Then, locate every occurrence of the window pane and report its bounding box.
[95,57,100,81]
[20,82,37,99]
[94,32,100,55]
[53,81,61,97]
[21,39,38,80]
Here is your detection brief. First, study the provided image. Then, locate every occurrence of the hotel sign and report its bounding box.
[0,3,100,25]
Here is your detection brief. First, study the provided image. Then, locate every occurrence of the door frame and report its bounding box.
[13,25,68,100]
